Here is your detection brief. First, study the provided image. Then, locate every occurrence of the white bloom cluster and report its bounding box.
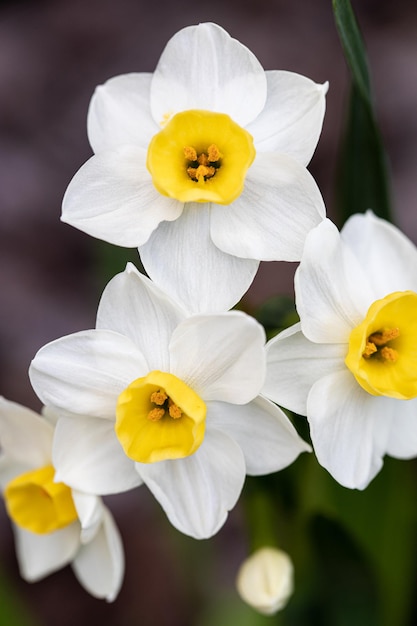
[5,20,415,612]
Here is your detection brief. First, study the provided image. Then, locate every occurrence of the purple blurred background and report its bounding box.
[0,0,417,624]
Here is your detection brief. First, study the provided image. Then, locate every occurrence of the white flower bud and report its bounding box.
[236,547,294,615]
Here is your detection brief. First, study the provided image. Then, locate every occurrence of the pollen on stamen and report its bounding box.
[363,341,377,358]
[187,164,216,182]
[380,346,399,362]
[207,144,222,162]
[369,327,400,346]
[184,144,222,183]
[184,146,197,161]
[168,399,182,419]
[147,407,165,422]
[150,390,168,406]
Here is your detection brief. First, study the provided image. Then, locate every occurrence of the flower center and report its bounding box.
[146,109,255,205]
[345,291,417,399]
[4,464,78,534]
[115,370,206,463]
[184,144,222,182]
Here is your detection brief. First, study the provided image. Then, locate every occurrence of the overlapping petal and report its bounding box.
[62,148,182,247]
[307,370,392,489]
[72,508,124,602]
[384,397,417,459]
[150,23,267,128]
[97,264,185,371]
[137,429,246,538]
[207,396,310,475]
[264,323,346,416]
[341,211,417,296]
[14,523,80,582]
[87,73,158,152]
[295,219,372,343]
[53,416,141,495]
[29,330,148,419]
[71,491,105,543]
[210,153,325,261]
[0,397,52,469]
[246,71,328,164]
[169,312,265,403]
[139,204,259,313]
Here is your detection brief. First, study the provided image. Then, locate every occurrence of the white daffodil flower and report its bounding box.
[62,22,327,313]
[236,547,294,615]
[29,264,310,539]
[0,397,124,601]
[264,211,417,490]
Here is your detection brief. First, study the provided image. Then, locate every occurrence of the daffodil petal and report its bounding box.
[150,23,267,128]
[0,397,53,470]
[264,323,346,416]
[210,153,325,261]
[97,263,185,371]
[87,73,158,152]
[139,204,259,313]
[136,429,245,539]
[296,219,373,344]
[385,397,417,458]
[341,211,417,296]
[14,522,80,582]
[72,507,124,602]
[207,397,311,475]
[169,312,265,403]
[71,491,104,544]
[307,370,392,489]
[246,70,327,165]
[62,148,182,247]
[53,416,142,495]
[29,329,148,419]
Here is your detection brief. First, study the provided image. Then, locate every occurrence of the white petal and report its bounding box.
[71,490,104,544]
[247,71,328,165]
[385,397,417,459]
[150,23,267,127]
[137,429,246,538]
[0,397,53,469]
[296,219,372,343]
[264,323,346,416]
[341,211,417,296]
[307,370,392,489]
[62,149,182,247]
[210,154,326,261]
[29,329,148,419]
[53,416,142,495]
[87,73,158,152]
[13,523,80,582]
[139,204,259,313]
[72,507,124,602]
[207,397,310,475]
[169,312,265,403]
[97,263,185,371]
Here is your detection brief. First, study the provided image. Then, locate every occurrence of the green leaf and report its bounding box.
[332,0,371,102]
[332,0,393,224]
[335,84,392,223]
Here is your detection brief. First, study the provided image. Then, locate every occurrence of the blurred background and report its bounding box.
[1,0,417,624]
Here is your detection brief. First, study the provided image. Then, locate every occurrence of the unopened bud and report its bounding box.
[236,547,294,615]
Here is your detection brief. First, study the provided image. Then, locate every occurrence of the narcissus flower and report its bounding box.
[0,397,124,601]
[62,23,327,313]
[236,547,294,615]
[264,212,417,489]
[29,264,310,539]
